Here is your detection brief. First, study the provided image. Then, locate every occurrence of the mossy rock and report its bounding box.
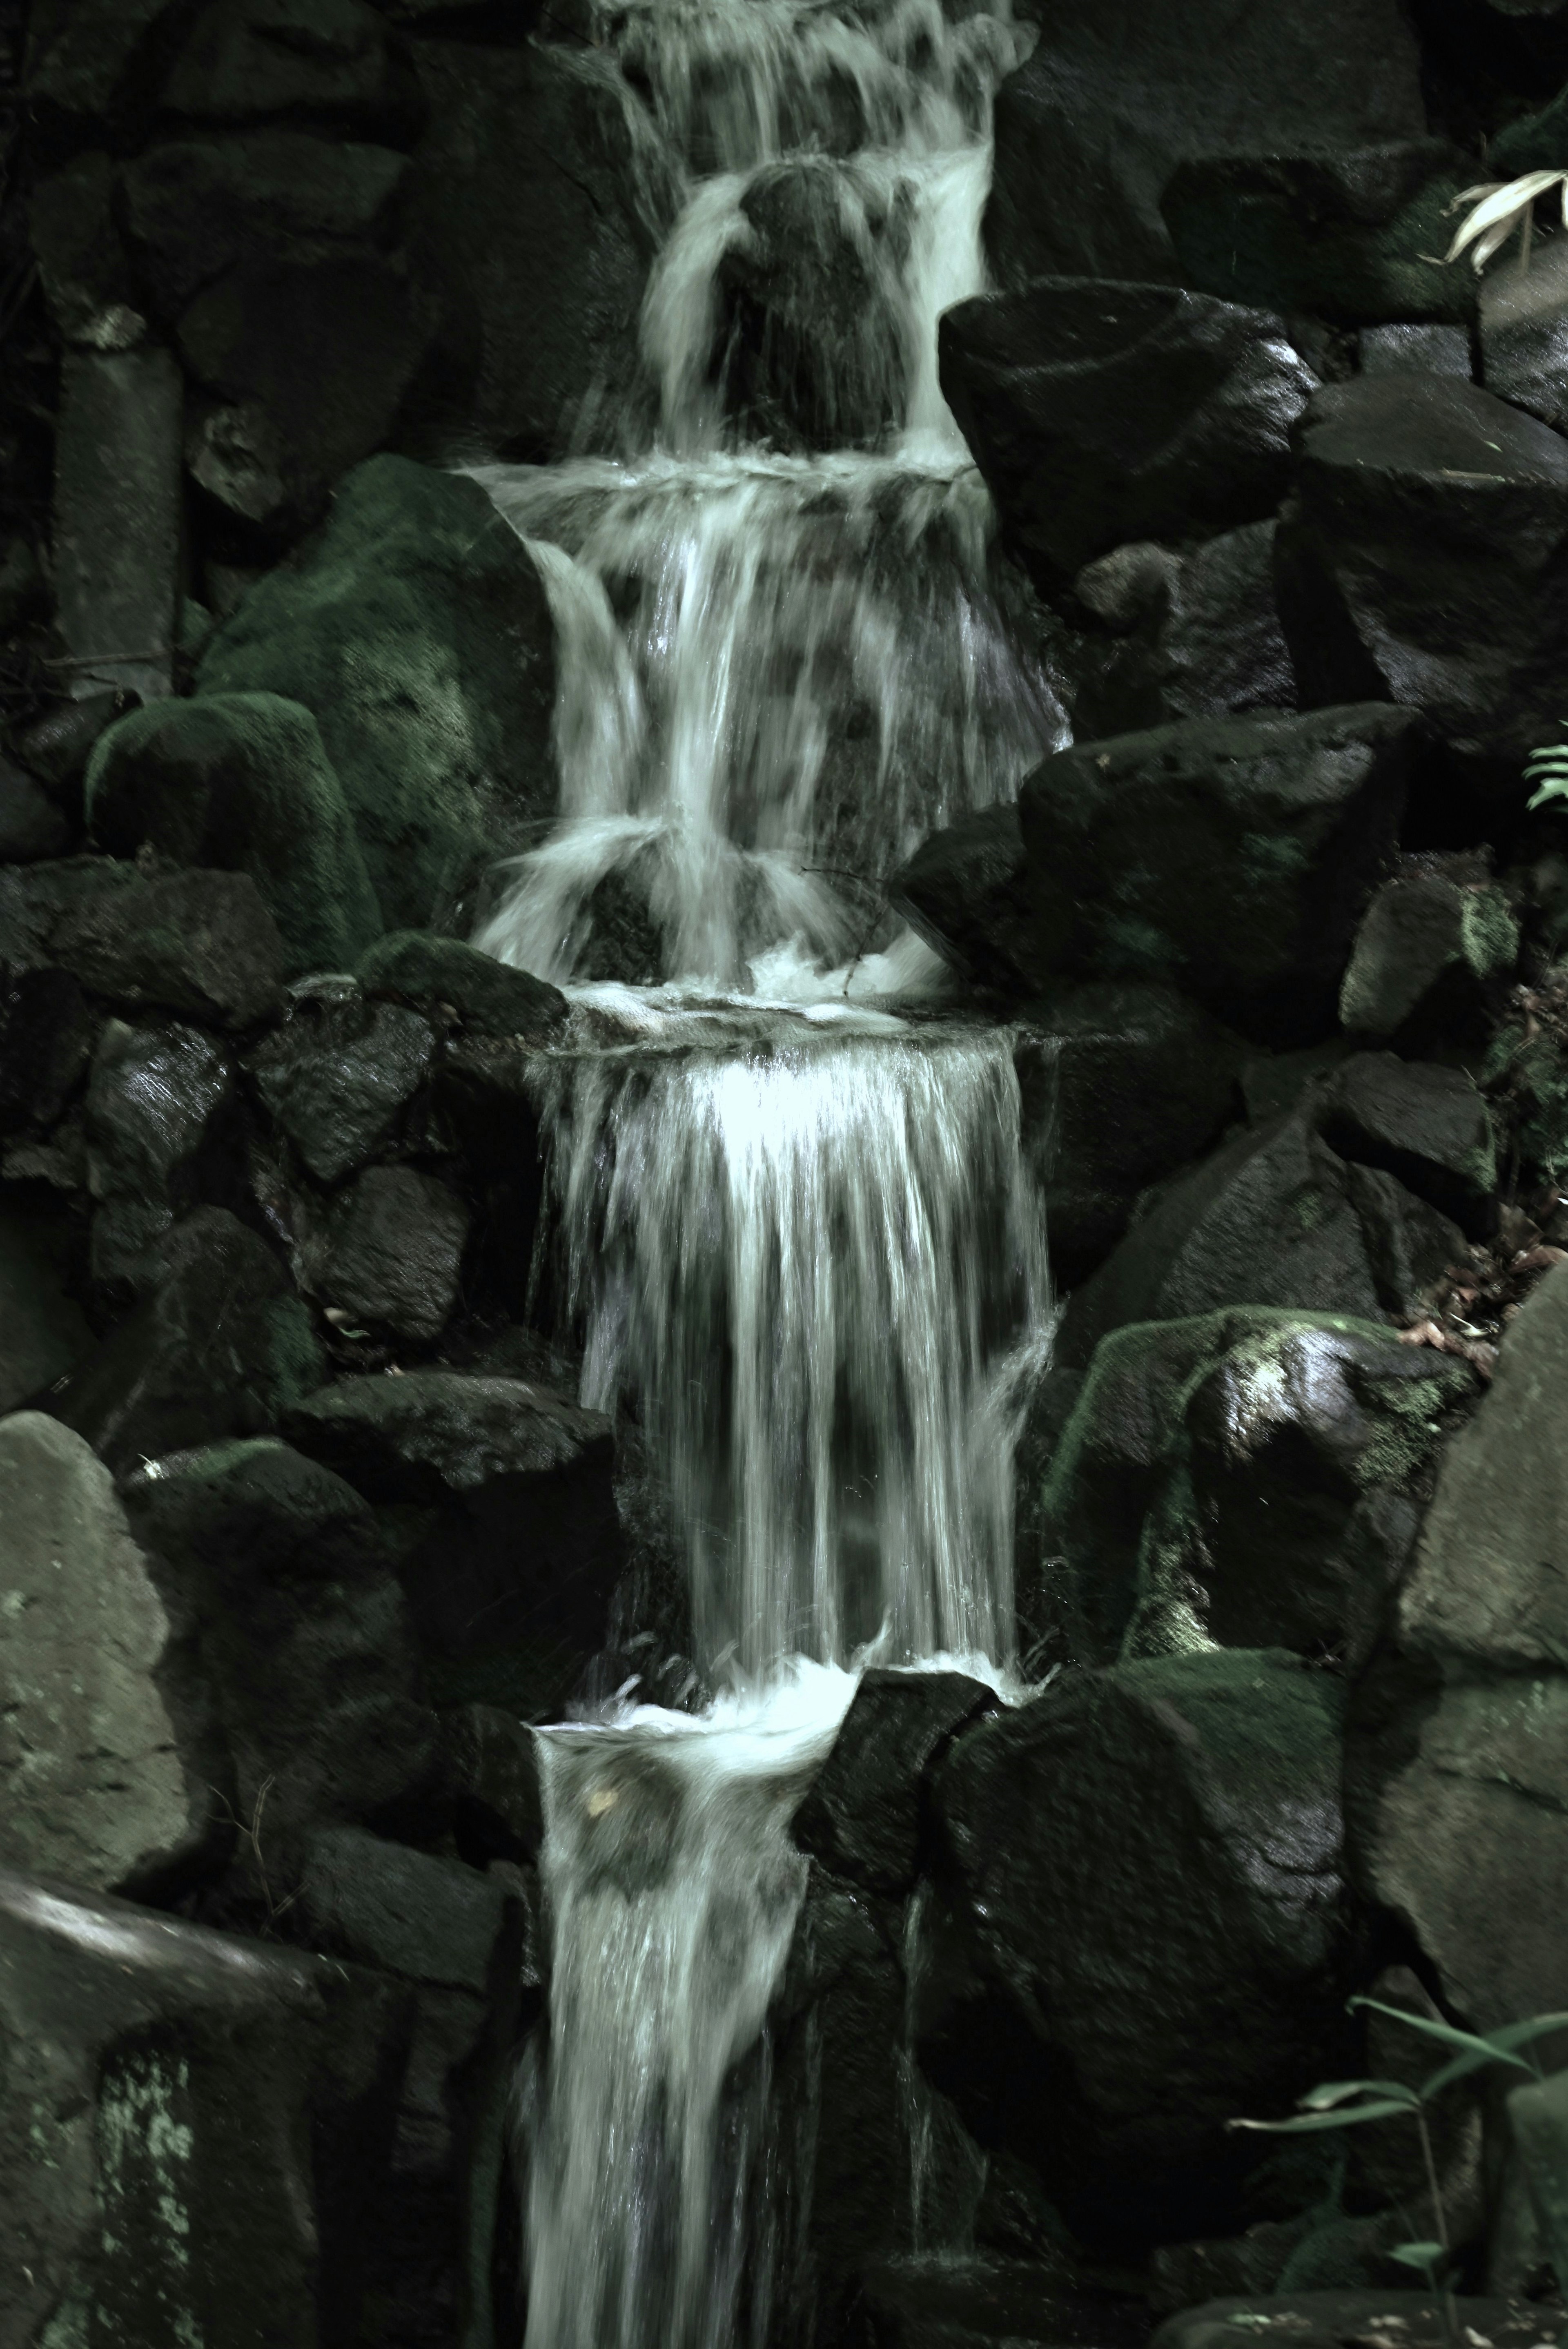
[196,455,558,934]
[85,691,382,977]
[356,929,566,1038]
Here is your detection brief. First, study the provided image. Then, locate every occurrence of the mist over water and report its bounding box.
[500,1,1055,2336]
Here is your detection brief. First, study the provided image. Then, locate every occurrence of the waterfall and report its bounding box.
[488,0,1057,2334]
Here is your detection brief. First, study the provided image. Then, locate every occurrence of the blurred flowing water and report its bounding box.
[488,0,1057,2338]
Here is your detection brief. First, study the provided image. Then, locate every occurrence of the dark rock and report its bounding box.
[17,689,131,791]
[125,1435,442,1883]
[55,1205,326,1473]
[0,758,71,860]
[1051,1096,1465,1382]
[84,1016,238,1290]
[300,1164,468,1342]
[983,0,1424,287]
[358,928,568,1039]
[122,129,409,318]
[1359,323,1473,377]
[1398,1260,1568,1673]
[51,346,183,705]
[22,860,287,1029]
[160,0,427,143]
[940,281,1315,589]
[441,1701,544,1865]
[924,1650,1359,2246]
[298,1825,516,1992]
[1316,1054,1497,1238]
[1161,144,1478,326]
[891,802,1038,992]
[1016,705,1416,1046]
[1276,373,1568,789]
[30,150,147,352]
[432,1037,549,1322]
[1484,965,1568,1185]
[197,455,557,932]
[251,990,434,1183]
[0,965,98,1136]
[87,692,383,973]
[0,538,49,639]
[1480,233,1568,436]
[0,1411,223,1897]
[793,1669,996,1896]
[0,1202,92,1411]
[283,1369,624,1714]
[1067,522,1296,741]
[178,254,431,540]
[1153,2293,1557,2349]
[26,0,206,152]
[1031,1308,1477,1668]
[717,158,909,450]
[404,38,666,459]
[1018,986,1249,1286]
[0,1863,412,2349]
[1339,870,1519,1052]
[850,2256,1146,2349]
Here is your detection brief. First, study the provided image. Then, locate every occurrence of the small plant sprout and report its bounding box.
[1526,740,1568,815]
[1230,1999,1568,2346]
[1444,172,1568,276]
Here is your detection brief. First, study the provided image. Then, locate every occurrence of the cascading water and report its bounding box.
[483,0,1058,2337]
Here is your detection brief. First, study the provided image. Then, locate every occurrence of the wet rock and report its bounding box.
[404,39,664,459]
[1153,2293,1557,2349]
[26,0,203,152]
[283,1369,624,1716]
[29,151,146,354]
[1050,1096,1464,1384]
[0,965,98,1137]
[1359,323,1473,378]
[125,1435,441,1883]
[295,1826,536,2349]
[357,929,568,1039]
[300,1164,468,1342]
[1316,1054,1497,1239]
[924,1650,1359,2246]
[251,992,434,1183]
[52,346,183,706]
[6,859,288,1030]
[1480,223,1568,437]
[1276,374,1568,790]
[1017,985,1249,1286]
[1398,1260,1568,1671]
[890,802,1039,993]
[0,1203,92,1412]
[177,254,431,540]
[983,0,1424,287]
[441,1701,544,1865]
[1031,1308,1477,1668]
[1340,870,1519,1053]
[16,690,131,793]
[85,1016,238,1290]
[0,758,71,860]
[55,1205,325,1474]
[432,1038,549,1322]
[87,692,384,974]
[793,1669,996,1897]
[1354,1668,1568,2030]
[1016,704,1417,1047]
[122,129,409,319]
[161,0,427,143]
[197,455,557,931]
[717,158,910,450]
[940,281,1315,590]
[1067,522,1296,741]
[1161,144,1477,325]
[0,1412,221,1898]
[0,1863,413,2349]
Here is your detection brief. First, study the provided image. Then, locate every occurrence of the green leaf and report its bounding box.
[1229,2100,1422,2135]
[1350,1997,1501,2064]
[1299,2079,1419,2112]
[1489,2012,1568,2054]
[1391,2243,1446,2270]
[1528,777,1568,814]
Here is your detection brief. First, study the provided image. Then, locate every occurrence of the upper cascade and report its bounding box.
[472,0,1057,1001]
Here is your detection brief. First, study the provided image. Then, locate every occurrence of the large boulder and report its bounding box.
[1276,374,1568,793]
[1029,1309,1477,1669]
[1161,144,1478,326]
[297,1163,470,1344]
[1015,705,1418,1046]
[159,0,426,143]
[0,1864,412,2349]
[1479,225,1568,437]
[793,1669,996,1897]
[1339,867,1519,1054]
[83,1017,238,1292]
[923,1650,1361,2246]
[196,456,558,932]
[982,0,1424,288]
[1314,1053,1497,1240]
[0,1201,93,1413]
[282,1370,625,1716]
[403,39,667,459]
[357,928,567,1040]
[0,857,286,1030]
[85,693,383,974]
[0,1413,221,1899]
[251,987,435,1184]
[124,1436,443,1892]
[940,281,1315,589]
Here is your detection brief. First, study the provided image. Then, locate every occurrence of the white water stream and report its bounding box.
[481,0,1057,2337]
